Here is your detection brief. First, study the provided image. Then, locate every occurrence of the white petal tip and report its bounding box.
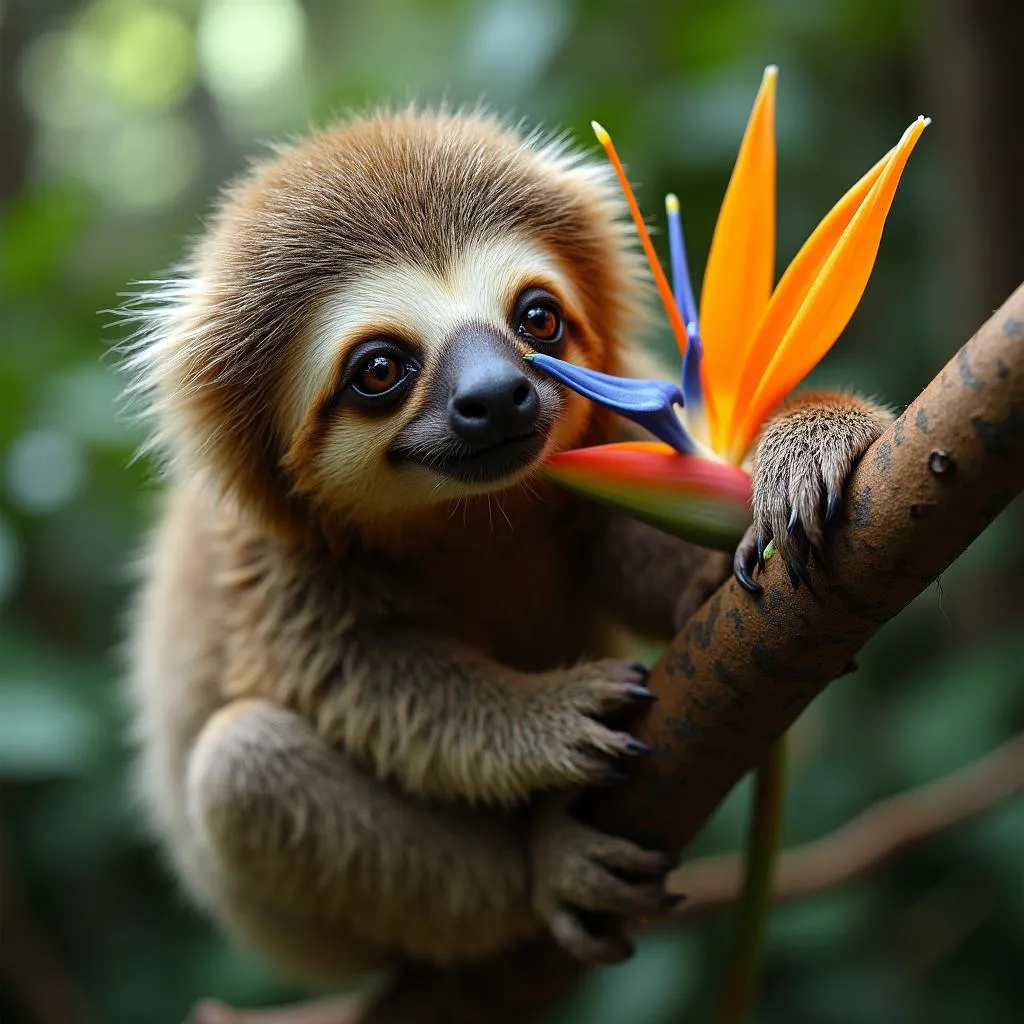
[591,120,610,145]
[665,193,680,213]
[898,117,929,144]
[763,64,779,79]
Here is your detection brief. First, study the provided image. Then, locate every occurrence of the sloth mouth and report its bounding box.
[411,430,546,485]
[435,431,545,484]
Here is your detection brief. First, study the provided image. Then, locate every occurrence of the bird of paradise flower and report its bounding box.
[528,66,928,562]
[529,67,928,1024]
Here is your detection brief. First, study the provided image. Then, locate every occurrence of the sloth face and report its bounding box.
[134,111,643,535]
[280,234,604,519]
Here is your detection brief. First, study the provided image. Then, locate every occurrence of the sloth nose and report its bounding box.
[449,361,541,446]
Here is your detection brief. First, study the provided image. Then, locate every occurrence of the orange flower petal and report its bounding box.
[700,66,778,452]
[729,116,929,462]
[728,147,894,445]
[592,122,691,358]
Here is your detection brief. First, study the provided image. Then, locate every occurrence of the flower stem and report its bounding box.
[714,735,788,1024]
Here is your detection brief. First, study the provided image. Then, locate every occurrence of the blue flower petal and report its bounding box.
[525,352,697,454]
[666,195,699,330]
[681,329,705,414]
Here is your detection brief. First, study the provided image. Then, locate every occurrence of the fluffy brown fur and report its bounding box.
[122,108,890,998]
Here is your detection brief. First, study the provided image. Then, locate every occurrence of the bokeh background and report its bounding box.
[1,1,1021,1022]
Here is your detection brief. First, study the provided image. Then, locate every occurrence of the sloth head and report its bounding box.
[125,109,646,539]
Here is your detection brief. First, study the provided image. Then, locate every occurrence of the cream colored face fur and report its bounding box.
[280,232,599,521]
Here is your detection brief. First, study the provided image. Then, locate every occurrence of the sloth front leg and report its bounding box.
[187,698,538,966]
[302,633,658,806]
[587,512,732,637]
[303,635,680,963]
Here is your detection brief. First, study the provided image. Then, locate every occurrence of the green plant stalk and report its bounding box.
[715,736,788,1024]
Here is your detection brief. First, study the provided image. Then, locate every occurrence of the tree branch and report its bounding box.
[355,280,1024,1022]
[665,731,1024,918]
[190,994,366,1024]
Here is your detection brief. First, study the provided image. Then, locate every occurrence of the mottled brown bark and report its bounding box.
[360,282,1024,1023]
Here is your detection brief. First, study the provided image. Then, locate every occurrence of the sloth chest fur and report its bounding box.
[412,524,616,671]
[217,496,619,710]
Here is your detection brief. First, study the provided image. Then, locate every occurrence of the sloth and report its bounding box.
[122,108,891,987]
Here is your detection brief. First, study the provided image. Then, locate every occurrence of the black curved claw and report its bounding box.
[733,526,763,594]
[809,543,830,573]
[756,531,767,574]
[626,684,657,702]
[734,544,762,594]
[825,491,840,524]
[790,558,817,595]
[785,559,801,590]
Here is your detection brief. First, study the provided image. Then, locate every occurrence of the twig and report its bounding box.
[665,731,1024,917]
[715,737,787,1023]
[189,994,367,1024]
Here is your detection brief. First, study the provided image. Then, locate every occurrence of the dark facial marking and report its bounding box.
[388,322,561,485]
[447,341,541,446]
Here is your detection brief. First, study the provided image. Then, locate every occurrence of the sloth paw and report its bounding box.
[733,394,892,594]
[529,794,680,964]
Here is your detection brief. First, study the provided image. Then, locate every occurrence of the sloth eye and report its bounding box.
[520,304,560,341]
[355,354,403,395]
[345,342,419,407]
[514,289,564,346]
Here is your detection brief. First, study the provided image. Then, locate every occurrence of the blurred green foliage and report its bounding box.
[1,1,1020,1023]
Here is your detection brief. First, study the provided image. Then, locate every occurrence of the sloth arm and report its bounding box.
[586,514,730,639]
[589,391,893,633]
[219,539,652,808]
[295,628,651,806]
